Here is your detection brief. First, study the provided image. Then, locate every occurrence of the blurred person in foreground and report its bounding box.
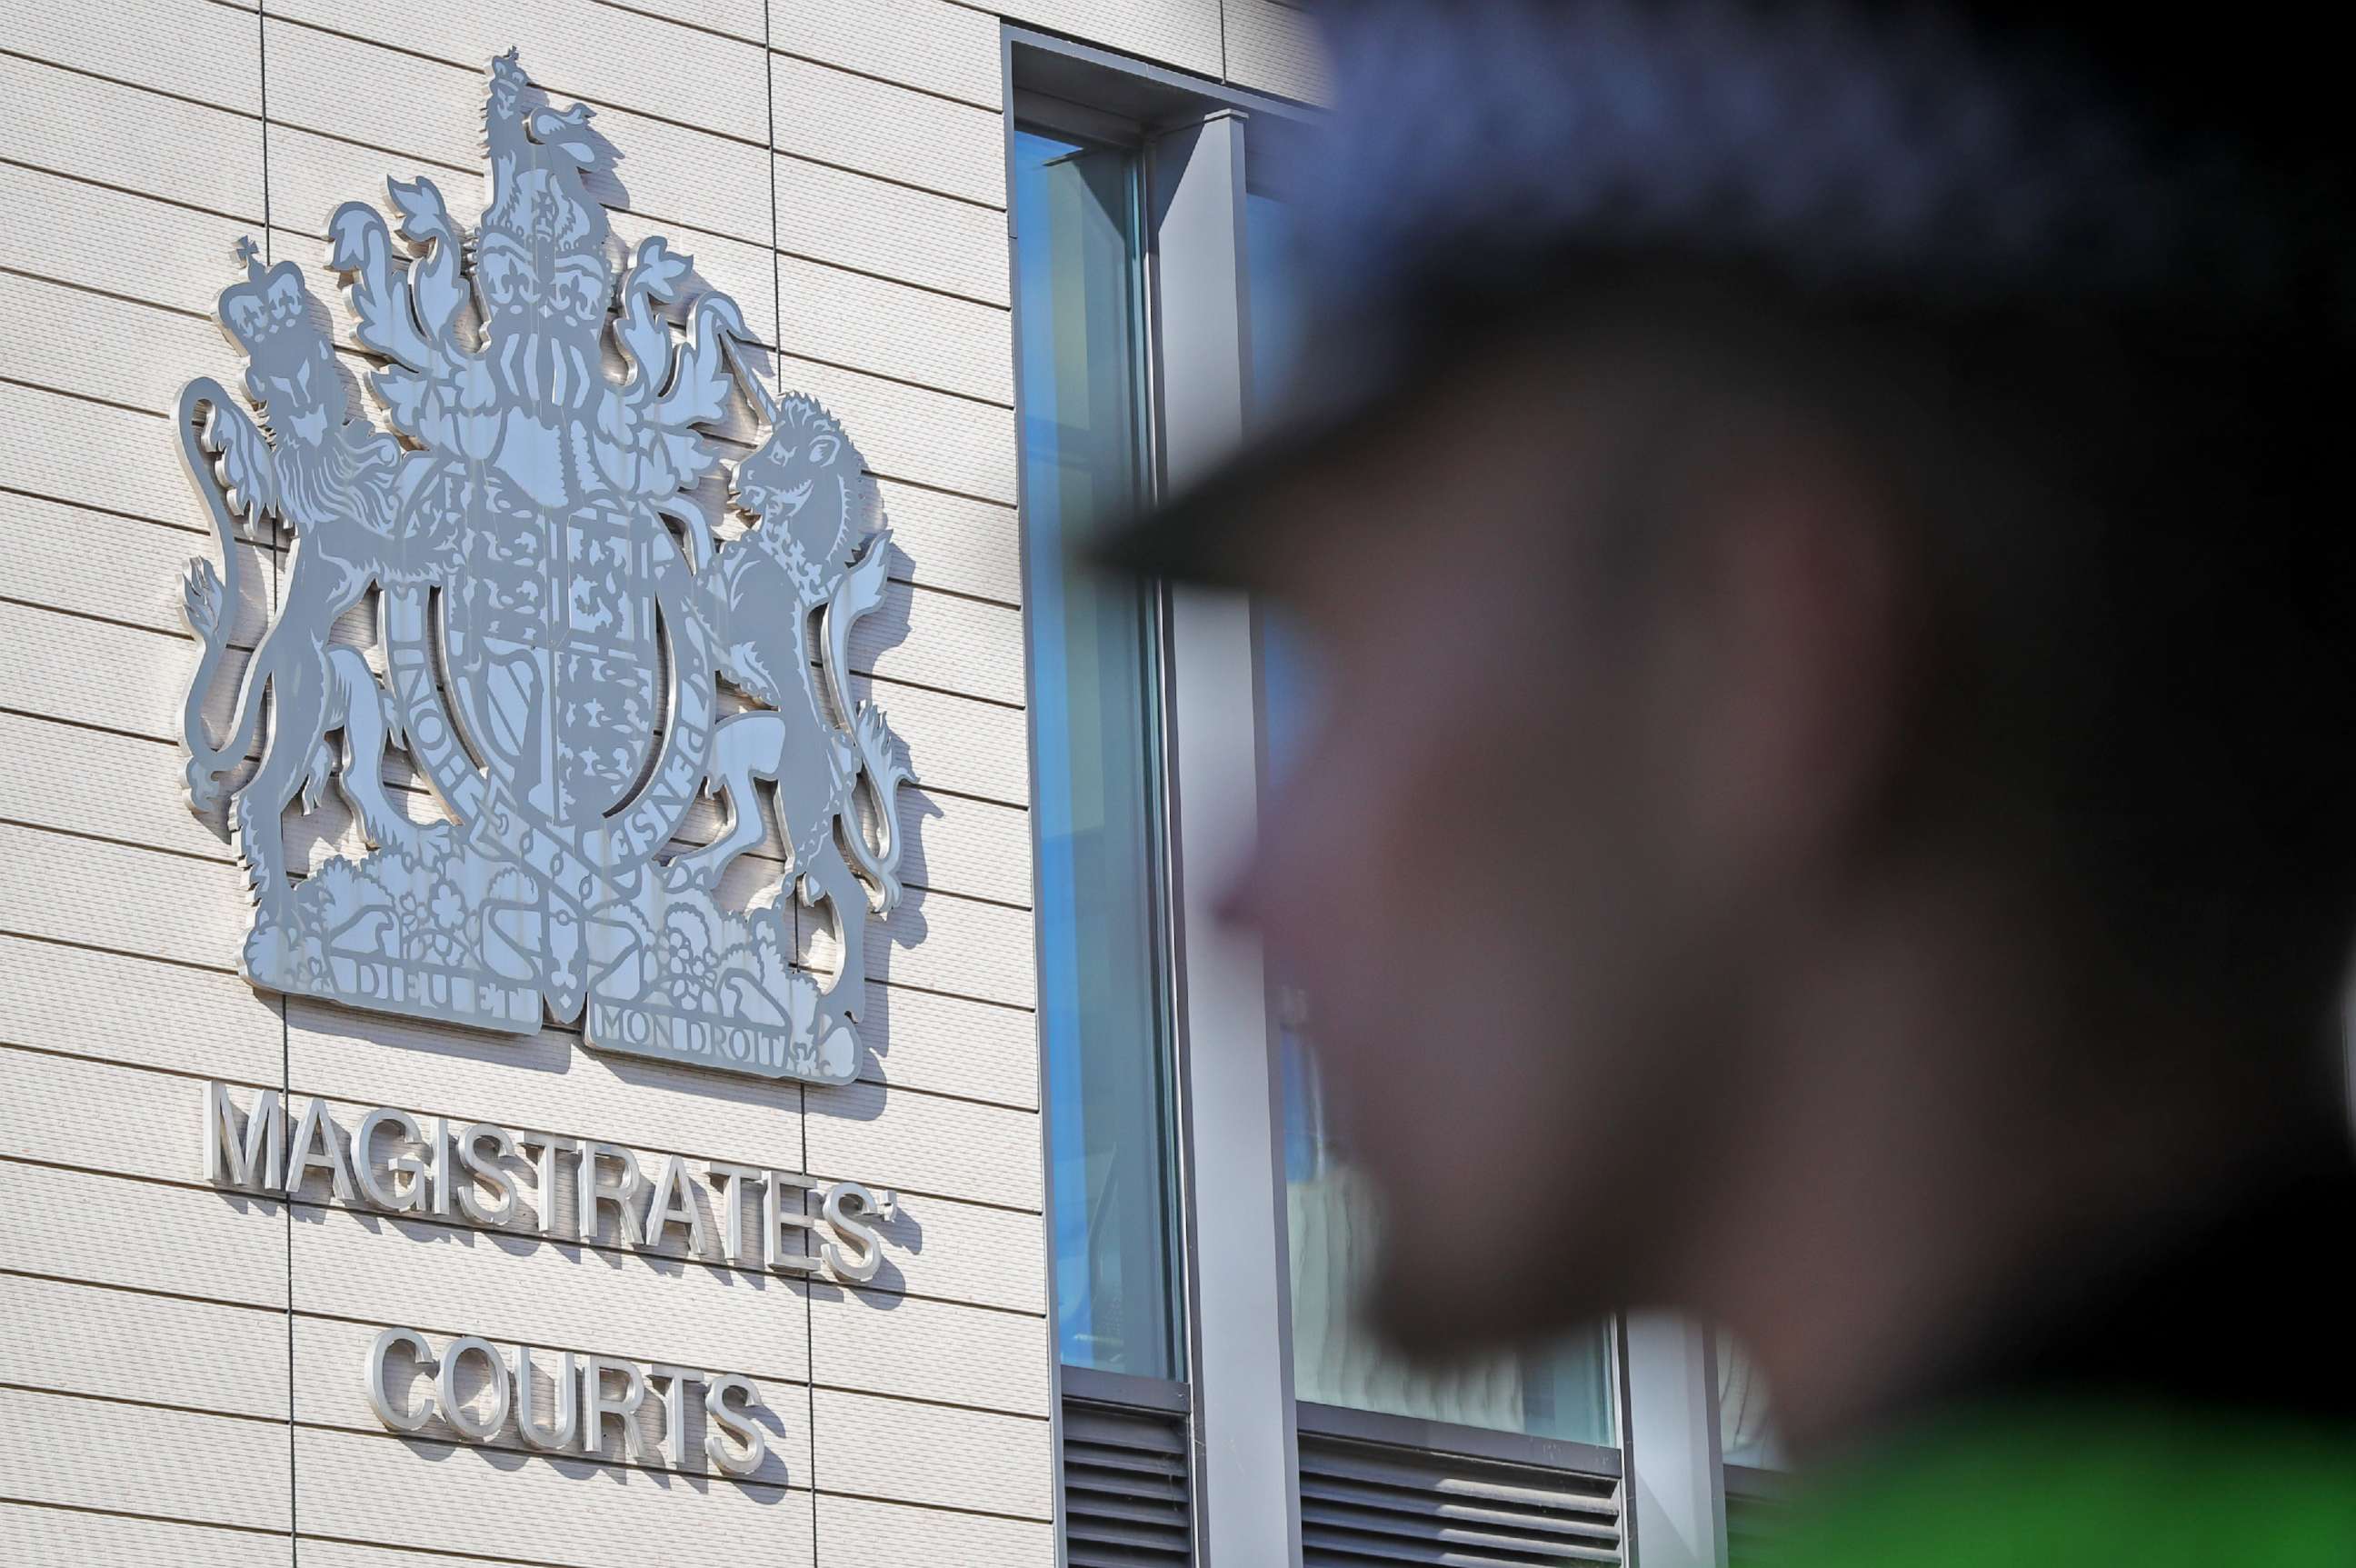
[1110,0,2355,1559]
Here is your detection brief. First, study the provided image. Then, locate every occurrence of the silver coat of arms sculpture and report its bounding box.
[175,52,913,1085]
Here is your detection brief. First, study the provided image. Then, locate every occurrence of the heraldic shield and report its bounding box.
[173,52,913,1085]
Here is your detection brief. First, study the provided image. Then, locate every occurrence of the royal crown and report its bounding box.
[216,240,314,356]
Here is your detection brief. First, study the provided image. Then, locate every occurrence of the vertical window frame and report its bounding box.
[1012,108,1192,1387]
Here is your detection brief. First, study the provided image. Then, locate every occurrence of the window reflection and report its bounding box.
[1717,1331,1786,1469]
[1017,128,1184,1381]
[1244,187,1303,416]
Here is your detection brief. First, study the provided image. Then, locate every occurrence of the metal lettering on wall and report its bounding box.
[174,52,913,1084]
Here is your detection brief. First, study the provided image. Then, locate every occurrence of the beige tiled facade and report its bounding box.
[0,2,1321,1563]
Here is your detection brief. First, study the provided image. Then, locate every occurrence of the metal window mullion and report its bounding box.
[1148,107,1304,1567]
[1623,1313,1730,1568]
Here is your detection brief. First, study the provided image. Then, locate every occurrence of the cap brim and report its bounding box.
[1089,371,1410,590]
[1089,278,1545,588]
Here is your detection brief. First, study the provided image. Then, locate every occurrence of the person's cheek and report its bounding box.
[1235,721,1420,1060]
[1247,783,1385,1051]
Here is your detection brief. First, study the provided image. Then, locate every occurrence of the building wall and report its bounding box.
[0,2,1322,1564]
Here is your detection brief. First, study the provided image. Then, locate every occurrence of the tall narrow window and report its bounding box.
[1016,127,1185,1382]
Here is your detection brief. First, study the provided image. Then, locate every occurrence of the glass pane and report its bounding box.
[1244,187,1303,414]
[1016,127,1185,1382]
[1251,182,1616,1444]
[1716,1330,1787,1469]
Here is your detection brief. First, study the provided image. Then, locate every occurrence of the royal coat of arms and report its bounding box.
[175,52,913,1085]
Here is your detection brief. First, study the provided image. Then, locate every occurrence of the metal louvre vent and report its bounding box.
[1062,1393,1193,1566]
[1298,1432,1625,1567]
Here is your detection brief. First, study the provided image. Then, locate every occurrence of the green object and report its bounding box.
[1755,1404,2356,1568]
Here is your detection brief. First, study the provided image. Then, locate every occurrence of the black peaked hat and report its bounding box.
[1101,0,2351,584]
